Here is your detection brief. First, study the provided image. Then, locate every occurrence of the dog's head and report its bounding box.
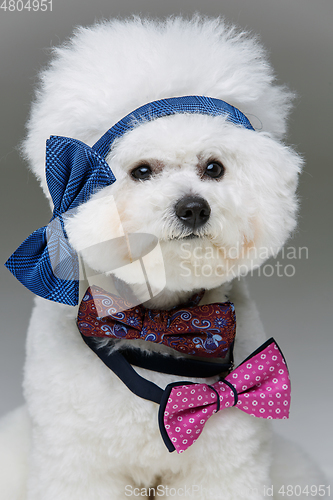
[22,17,303,297]
[65,111,301,294]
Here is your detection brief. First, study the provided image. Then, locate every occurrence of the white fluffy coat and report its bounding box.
[0,16,326,500]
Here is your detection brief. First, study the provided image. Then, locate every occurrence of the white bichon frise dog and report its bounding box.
[0,15,326,500]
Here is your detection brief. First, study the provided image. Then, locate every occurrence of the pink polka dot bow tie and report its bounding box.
[159,338,291,453]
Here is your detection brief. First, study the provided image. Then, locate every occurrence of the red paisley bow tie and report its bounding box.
[77,285,236,358]
[159,339,291,453]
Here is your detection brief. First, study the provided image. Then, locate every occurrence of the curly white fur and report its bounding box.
[0,15,326,500]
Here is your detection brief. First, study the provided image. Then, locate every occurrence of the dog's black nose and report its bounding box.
[175,196,211,230]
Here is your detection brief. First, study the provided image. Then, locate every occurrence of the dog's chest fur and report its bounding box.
[23,278,270,483]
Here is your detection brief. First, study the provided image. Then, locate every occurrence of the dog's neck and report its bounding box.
[82,269,232,311]
[143,288,201,310]
[130,281,232,310]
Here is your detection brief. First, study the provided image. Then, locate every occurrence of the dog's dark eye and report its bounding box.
[131,164,152,181]
[204,161,225,179]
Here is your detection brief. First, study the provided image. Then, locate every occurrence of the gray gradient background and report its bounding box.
[1,0,332,484]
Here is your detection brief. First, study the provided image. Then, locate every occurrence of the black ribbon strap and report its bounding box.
[81,335,233,402]
[81,335,164,403]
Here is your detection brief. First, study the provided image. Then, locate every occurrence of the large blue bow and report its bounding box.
[5,96,254,306]
[5,137,115,305]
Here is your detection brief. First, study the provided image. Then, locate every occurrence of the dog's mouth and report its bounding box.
[163,221,213,242]
[167,233,201,241]
[166,227,215,241]
[178,233,200,240]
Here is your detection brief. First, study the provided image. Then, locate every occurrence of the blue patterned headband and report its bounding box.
[5,95,254,306]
